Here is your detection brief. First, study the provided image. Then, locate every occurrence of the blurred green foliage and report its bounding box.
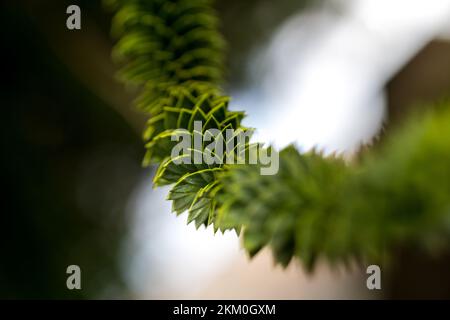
[222,99,450,269]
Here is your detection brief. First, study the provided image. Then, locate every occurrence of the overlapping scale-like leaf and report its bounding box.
[110,0,223,108]
[152,114,255,229]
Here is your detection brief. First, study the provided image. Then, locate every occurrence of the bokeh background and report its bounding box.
[1,0,449,299]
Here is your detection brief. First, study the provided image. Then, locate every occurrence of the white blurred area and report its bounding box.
[124,0,450,299]
[240,0,450,153]
[122,183,241,298]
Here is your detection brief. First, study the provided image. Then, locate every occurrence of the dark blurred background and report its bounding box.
[0,0,143,298]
